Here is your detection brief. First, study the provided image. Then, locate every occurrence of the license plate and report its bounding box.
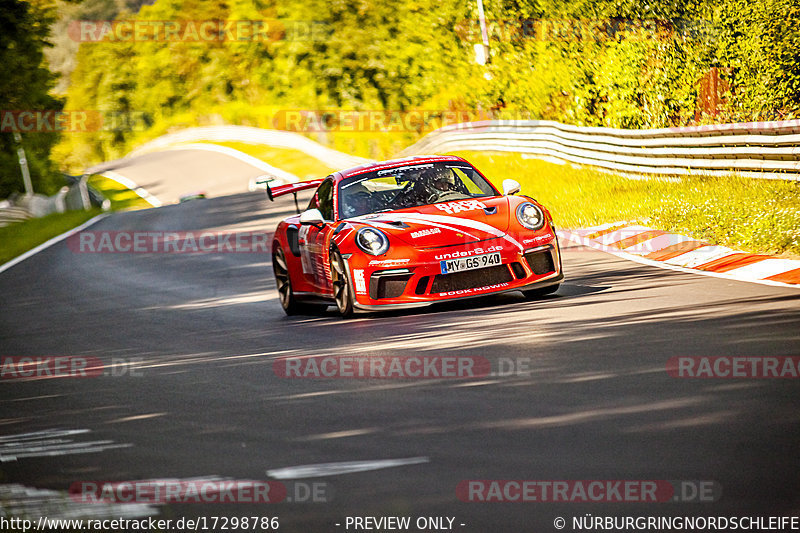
[440,252,502,274]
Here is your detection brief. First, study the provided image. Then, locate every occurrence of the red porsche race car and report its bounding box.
[267,155,563,317]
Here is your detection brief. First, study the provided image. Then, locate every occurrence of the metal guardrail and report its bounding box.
[0,206,31,227]
[0,176,109,228]
[398,119,800,180]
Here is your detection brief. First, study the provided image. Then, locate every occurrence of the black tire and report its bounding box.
[273,246,302,315]
[522,283,560,300]
[330,248,355,318]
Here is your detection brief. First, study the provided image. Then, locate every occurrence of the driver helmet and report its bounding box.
[342,182,372,217]
[427,166,456,191]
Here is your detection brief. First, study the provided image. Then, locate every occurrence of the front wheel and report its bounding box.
[522,283,560,300]
[330,248,354,318]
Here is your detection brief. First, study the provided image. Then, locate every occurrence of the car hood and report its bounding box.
[347,196,514,249]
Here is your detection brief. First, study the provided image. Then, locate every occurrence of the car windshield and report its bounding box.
[338,162,497,219]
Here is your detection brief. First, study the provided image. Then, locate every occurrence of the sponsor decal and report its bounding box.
[353,269,367,294]
[377,163,433,175]
[368,258,411,266]
[435,200,487,215]
[434,245,503,261]
[298,225,313,274]
[522,233,553,245]
[437,282,510,297]
[410,228,442,239]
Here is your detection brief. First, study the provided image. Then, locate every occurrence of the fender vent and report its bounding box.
[286,225,301,256]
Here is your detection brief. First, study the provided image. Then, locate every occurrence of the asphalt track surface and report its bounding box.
[89,148,272,204]
[1,149,800,532]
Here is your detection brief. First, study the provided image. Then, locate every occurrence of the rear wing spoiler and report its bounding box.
[264,179,324,201]
[254,176,324,213]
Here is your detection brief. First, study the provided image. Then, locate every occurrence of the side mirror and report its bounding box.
[299,208,325,227]
[502,179,521,196]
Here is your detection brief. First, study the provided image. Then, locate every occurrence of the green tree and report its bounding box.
[0,0,63,197]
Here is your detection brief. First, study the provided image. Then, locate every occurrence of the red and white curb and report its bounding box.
[557,222,800,288]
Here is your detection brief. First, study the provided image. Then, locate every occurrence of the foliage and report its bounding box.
[50,0,800,169]
[0,0,64,197]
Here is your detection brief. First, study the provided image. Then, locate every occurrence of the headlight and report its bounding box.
[516,202,545,230]
[355,227,390,255]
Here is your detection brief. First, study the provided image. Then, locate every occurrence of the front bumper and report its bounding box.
[345,236,563,311]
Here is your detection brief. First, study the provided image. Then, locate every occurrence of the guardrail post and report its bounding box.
[78,175,91,210]
[55,186,69,213]
[12,132,33,196]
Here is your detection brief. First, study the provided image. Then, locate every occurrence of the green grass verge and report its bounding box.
[0,209,102,265]
[87,174,151,210]
[452,151,800,258]
[196,141,337,180]
[0,175,149,266]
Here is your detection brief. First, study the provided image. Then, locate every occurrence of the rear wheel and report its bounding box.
[273,246,302,315]
[330,248,354,318]
[522,283,560,300]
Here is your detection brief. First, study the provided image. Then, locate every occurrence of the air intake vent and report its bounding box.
[524,249,555,275]
[369,271,413,299]
[510,262,526,279]
[415,276,430,295]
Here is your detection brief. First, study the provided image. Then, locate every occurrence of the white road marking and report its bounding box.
[100,170,163,207]
[0,213,107,276]
[0,429,131,462]
[267,456,430,479]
